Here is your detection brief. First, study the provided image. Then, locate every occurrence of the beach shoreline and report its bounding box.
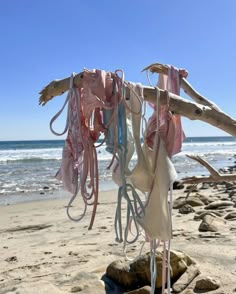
[0,185,236,293]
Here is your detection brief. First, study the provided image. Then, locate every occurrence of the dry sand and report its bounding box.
[0,188,235,293]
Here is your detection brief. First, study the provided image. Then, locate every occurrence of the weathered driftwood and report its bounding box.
[182,155,236,184]
[39,65,236,137]
[142,63,222,111]
[39,64,236,183]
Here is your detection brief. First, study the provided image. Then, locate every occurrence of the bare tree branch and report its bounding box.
[38,68,236,136]
[182,155,236,184]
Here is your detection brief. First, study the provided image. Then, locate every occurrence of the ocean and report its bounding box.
[0,137,236,205]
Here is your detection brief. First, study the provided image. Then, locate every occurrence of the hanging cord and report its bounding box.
[73,88,100,230]
[162,241,167,294]
[147,87,162,294]
[113,101,145,250]
[65,86,88,223]
[167,239,171,294]
[141,101,147,138]
[146,69,154,87]
[150,239,157,294]
[49,73,75,136]
[48,73,88,223]
[166,182,174,294]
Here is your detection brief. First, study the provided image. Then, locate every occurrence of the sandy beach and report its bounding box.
[0,185,236,294]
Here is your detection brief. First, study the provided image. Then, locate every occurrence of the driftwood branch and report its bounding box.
[39,63,236,183]
[39,73,84,106]
[143,63,222,111]
[39,67,236,137]
[181,155,236,184]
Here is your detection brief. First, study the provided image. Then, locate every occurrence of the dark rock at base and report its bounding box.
[194,276,220,291]
[102,274,125,294]
[106,250,195,290]
[179,204,195,214]
[125,285,151,293]
[106,260,137,289]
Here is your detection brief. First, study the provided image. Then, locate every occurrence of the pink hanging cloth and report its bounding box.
[146,65,188,158]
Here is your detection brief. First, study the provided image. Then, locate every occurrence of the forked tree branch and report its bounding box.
[39,68,236,137]
[181,155,236,184]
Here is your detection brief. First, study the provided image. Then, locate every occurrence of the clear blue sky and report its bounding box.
[0,0,235,140]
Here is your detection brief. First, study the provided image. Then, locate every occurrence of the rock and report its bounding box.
[106,250,195,290]
[102,274,125,294]
[194,276,220,291]
[173,181,185,190]
[173,197,204,209]
[172,265,200,293]
[125,285,151,293]
[106,260,137,289]
[198,215,227,232]
[198,232,222,239]
[195,193,210,205]
[205,200,234,210]
[179,204,195,214]
[225,211,236,220]
[229,190,236,197]
[186,197,205,207]
[194,211,223,221]
[173,197,187,209]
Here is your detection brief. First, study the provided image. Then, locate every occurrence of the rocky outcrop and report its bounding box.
[106,250,196,291]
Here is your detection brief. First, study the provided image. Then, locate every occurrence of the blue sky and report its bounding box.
[0,0,235,140]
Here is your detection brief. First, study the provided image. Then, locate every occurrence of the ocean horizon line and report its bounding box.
[0,135,234,143]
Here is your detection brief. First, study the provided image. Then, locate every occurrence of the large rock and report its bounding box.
[179,204,195,214]
[173,197,205,209]
[205,200,234,210]
[194,210,223,221]
[198,215,227,232]
[194,276,220,291]
[225,211,236,220]
[106,250,195,290]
